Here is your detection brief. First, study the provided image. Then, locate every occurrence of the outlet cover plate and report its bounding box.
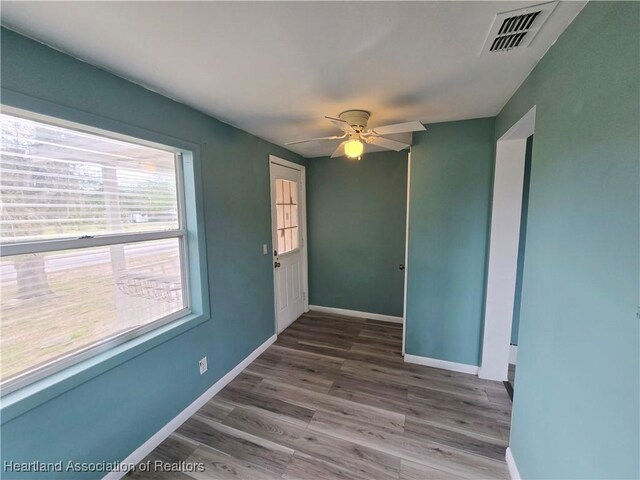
[199,357,208,375]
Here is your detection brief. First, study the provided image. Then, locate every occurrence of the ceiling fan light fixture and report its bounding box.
[344,138,364,159]
[286,111,424,157]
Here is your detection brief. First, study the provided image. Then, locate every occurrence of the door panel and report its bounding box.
[291,262,301,301]
[277,268,288,311]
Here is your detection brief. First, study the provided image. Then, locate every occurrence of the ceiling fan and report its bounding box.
[286,110,426,159]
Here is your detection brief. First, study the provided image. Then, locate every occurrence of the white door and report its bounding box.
[270,157,307,333]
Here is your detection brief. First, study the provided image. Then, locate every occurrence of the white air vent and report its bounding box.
[481,1,558,54]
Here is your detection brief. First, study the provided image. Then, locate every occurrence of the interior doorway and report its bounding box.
[504,133,533,399]
[479,106,536,382]
[269,155,309,334]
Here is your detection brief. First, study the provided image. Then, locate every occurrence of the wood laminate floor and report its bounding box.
[128,311,513,479]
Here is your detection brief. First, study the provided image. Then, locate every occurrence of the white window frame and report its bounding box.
[0,108,192,395]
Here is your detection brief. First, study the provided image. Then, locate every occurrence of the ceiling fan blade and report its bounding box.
[371,121,426,136]
[367,136,410,152]
[285,134,345,146]
[325,116,356,134]
[330,141,348,158]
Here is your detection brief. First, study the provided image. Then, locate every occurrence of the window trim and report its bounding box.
[1,229,186,256]
[0,108,196,396]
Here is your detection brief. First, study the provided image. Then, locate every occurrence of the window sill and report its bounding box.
[0,312,209,424]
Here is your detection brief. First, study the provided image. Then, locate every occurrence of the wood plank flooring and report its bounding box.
[127,311,512,479]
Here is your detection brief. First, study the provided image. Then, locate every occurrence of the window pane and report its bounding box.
[285,205,292,228]
[277,228,286,254]
[276,205,284,229]
[276,179,284,204]
[0,238,184,382]
[285,180,292,204]
[285,228,292,252]
[291,204,298,227]
[0,113,179,243]
[291,227,299,250]
[290,181,298,205]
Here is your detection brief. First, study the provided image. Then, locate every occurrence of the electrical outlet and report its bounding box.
[199,357,208,375]
[263,244,268,255]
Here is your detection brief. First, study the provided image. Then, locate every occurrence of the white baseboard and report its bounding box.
[404,354,479,375]
[505,447,521,480]
[308,305,403,324]
[103,334,277,480]
[509,345,518,365]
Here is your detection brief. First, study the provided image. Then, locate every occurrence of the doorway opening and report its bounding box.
[504,133,533,399]
[480,106,536,386]
[269,155,309,334]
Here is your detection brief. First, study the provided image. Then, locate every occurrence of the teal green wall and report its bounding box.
[511,135,533,346]
[405,118,495,366]
[0,28,304,479]
[307,151,407,317]
[496,3,639,478]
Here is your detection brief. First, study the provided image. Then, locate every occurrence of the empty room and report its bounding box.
[0,1,638,479]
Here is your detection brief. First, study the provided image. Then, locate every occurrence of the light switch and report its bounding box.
[263,244,268,255]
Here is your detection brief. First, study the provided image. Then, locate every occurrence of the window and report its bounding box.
[275,179,299,254]
[0,112,190,389]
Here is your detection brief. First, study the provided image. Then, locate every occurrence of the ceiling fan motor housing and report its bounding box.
[339,110,370,133]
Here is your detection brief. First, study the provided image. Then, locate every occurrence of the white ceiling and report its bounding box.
[1,1,585,157]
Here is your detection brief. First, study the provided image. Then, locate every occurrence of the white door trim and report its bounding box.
[479,106,535,381]
[269,155,309,336]
[402,149,412,356]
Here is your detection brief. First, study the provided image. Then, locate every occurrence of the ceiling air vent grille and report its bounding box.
[490,11,540,51]
[481,1,557,54]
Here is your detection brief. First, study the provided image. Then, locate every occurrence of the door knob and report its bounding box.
[399,264,405,271]
[274,261,281,268]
